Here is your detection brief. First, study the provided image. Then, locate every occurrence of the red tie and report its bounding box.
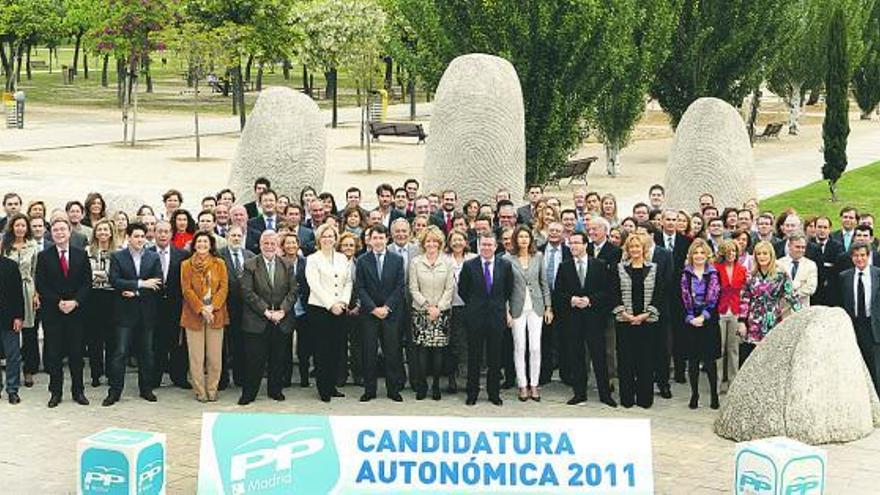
[59,249,69,277]
[445,213,452,232]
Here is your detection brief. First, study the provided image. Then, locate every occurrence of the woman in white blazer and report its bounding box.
[306,224,353,402]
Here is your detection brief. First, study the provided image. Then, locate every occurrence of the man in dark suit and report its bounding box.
[833,227,880,294]
[554,231,617,408]
[429,190,459,235]
[538,222,572,385]
[283,204,317,255]
[654,209,691,383]
[150,220,189,389]
[814,216,845,306]
[357,225,407,402]
[772,214,821,261]
[375,183,406,229]
[831,206,858,252]
[218,225,255,388]
[0,254,25,404]
[840,242,880,398]
[459,233,514,406]
[243,177,271,220]
[247,189,280,238]
[291,252,312,387]
[0,192,22,232]
[587,216,623,389]
[638,223,674,398]
[238,230,298,405]
[35,218,92,408]
[517,185,544,226]
[104,222,163,406]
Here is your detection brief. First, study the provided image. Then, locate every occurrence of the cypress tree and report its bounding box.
[853,2,880,119]
[822,8,850,202]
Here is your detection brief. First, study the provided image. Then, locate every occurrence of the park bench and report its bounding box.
[29,60,47,70]
[368,121,427,143]
[754,122,784,140]
[544,156,597,189]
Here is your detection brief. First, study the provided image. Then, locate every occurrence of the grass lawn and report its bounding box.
[10,45,426,115]
[760,160,880,219]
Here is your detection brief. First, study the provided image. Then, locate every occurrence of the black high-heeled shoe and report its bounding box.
[689,394,699,409]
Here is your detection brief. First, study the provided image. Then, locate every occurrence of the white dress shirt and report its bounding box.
[854,266,873,318]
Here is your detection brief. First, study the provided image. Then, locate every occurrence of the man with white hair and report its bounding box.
[777,231,818,307]
[587,215,623,389]
[773,213,820,261]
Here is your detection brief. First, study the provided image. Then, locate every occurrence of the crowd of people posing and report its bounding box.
[0,178,877,411]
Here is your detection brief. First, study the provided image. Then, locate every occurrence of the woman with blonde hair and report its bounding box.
[306,224,353,402]
[336,230,362,386]
[84,218,117,387]
[613,232,662,408]
[680,238,721,409]
[532,204,559,249]
[600,194,619,228]
[737,240,802,365]
[180,231,229,402]
[714,239,748,392]
[409,226,455,400]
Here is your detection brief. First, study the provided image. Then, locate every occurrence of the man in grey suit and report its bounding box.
[517,185,544,226]
[840,242,880,398]
[218,225,255,388]
[238,230,298,405]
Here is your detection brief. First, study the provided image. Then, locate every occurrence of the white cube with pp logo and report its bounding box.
[78,428,166,495]
[734,436,826,495]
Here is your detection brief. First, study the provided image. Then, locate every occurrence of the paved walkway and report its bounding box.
[2,369,877,494]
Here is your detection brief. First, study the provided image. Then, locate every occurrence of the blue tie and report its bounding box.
[546,247,557,290]
[266,217,274,231]
[483,261,493,295]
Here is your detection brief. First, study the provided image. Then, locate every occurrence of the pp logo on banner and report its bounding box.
[81,448,129,494]
[209,414,340,494]
[136,443,165,494]
[735,438,825,495]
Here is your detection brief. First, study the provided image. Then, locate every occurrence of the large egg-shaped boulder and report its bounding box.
[424,54,525,203]
[664,97,756,211]
[227,87,327,199]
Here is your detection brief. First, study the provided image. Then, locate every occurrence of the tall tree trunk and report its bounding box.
[132,73,139,146]
[0,43,9,82]
[302,64,310,95]
[233,65,246,130]
[282,59,290,80]
[116,58,125,108]
[122,66,131,144]
[787,81,803,135]
[747,88,761,145]
[605,141,621,177]
[327,68,338,128]
[194,77,201,161]
[101,54,109,87]
[244,54,254,82]
[384,56,393,92]
[408,78,416,120]
[256,63,263,92]
[144,56,153,93]
[83,52,89,79]
[72,31,83,75]
[25,44,32,80]
[14,42,24,87]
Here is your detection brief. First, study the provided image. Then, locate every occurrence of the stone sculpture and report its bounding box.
[227,87,326,200]
[424,54,525,204]
[715,306,880,444]
[664,97,756,211]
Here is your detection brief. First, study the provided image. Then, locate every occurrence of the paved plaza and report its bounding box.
[1,367,878,494]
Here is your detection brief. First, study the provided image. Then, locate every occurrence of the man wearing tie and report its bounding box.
[654,209,691,383]
[357,225,407,402]
[390,218,419,388]
[840,242,880,397]
[777,232,818,308]
[429,190,459,235]
[538,222,572,385]
[831,207,858,252]
[239,230,298,405]
[813,216,844,306]
[246,189,279,251]
[105,223,163,406]
[218,225,255,387]
[459,233,514,406]
[150,220,189,389]
[554,231,617,408]
[35,218,93,408]
[588,217,623,386]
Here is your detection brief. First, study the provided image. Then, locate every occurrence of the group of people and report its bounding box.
[0,178,877,411]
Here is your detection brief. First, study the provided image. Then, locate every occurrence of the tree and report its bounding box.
[164,22,225,161]
[768,0,873,134]
[823,8,851,202]
[298,0,387,128]
[0,0,63,91]
[650,0,800,128]
[853,0,880,119]
[589,0,678,176]
[63,0,98,77]
[395,0,625,185]
[93,0,175,145]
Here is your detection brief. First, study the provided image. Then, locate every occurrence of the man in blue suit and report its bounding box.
[356,225,406,403]
[104,222,164,406]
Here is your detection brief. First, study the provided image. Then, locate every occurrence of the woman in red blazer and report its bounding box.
[715,239,748,393]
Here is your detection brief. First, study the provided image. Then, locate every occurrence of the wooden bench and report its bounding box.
[754,122,784,140]
[29,60,48,70]
[368,121,427,143]
[544,156,597,189]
